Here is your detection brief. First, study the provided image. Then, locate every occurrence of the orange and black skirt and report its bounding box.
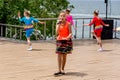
[56,39,73,54]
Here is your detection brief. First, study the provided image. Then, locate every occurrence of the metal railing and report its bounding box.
[0,17,120,41]
[0,23,48,40]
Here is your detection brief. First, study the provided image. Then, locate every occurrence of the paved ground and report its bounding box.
[0,39,120,80]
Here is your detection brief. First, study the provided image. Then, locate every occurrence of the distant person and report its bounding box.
[114,27,120,32]
[84,10,109,51]
[55,11,73,75]
[18,9,45,51]
[66,9,74,25]
[66,9,77,38]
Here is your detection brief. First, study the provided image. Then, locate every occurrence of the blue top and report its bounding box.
[19,17,39,25]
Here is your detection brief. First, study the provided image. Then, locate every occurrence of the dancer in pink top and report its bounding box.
[66,9,77,38]
[66,9,74,25]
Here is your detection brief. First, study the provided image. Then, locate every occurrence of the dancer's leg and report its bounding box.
[27,37,32,51]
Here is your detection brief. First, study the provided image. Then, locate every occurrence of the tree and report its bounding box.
[0,0,74,39]
[0,0,74,24]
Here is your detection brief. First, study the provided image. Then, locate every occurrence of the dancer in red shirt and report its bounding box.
[84,10,109,51]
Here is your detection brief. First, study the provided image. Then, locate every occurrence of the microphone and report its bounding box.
[56,20,62,24]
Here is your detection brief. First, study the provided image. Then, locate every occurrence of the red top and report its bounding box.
[57,22,70,40]
[89,16,106,26]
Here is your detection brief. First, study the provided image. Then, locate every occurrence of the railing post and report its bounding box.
[114,20,117,39]
[5,27,7,37]
[35,23,38,40]
[74,20,77,39]
[89,19,92,38]
[20,29,22,40]
[1,26,3,37]
[44,21,46,40]
[82,19,85,39]
[10,27,12,38]
[52,21,55,40]
[15,28,17,39]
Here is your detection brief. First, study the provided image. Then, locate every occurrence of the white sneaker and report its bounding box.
[97,48,103,52]
[27,46,32,51]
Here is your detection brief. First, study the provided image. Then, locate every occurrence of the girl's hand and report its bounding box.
[56,35,60,40]
[105,24,109,27]
[83,24,89,26]
[62,37,71,40]
[62,37,68,40]
[40,22,45,24]
[18,11,21,18]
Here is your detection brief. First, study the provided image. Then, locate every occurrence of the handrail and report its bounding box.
[0,17,120,40]
[37,17,120,20]
[0,23,23,28]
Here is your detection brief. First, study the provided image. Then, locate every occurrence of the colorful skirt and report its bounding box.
[56,39,73,54]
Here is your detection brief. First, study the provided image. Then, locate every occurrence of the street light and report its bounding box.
[105,0,108,19]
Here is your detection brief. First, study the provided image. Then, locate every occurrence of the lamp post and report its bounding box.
[105,0,108,19]
[101,0,114,40]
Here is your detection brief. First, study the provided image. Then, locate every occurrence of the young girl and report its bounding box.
[66,9,74,26]
[66,9,77,38]
[55,11,73,75]
[18,10,44,51]
[84,10,109,51]
[114,27,120,32]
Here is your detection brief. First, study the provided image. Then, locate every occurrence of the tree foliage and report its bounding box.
[0,0,74,40]
[0,0,74,24]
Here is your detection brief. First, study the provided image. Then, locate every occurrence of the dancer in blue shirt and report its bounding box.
[18,10,45,51]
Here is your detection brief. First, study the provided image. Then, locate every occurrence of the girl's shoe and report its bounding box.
[97,48,103,52]
[61,70,65,75]
[61,72,65,75]
[27,47,32,51]
[54,72,62,75]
